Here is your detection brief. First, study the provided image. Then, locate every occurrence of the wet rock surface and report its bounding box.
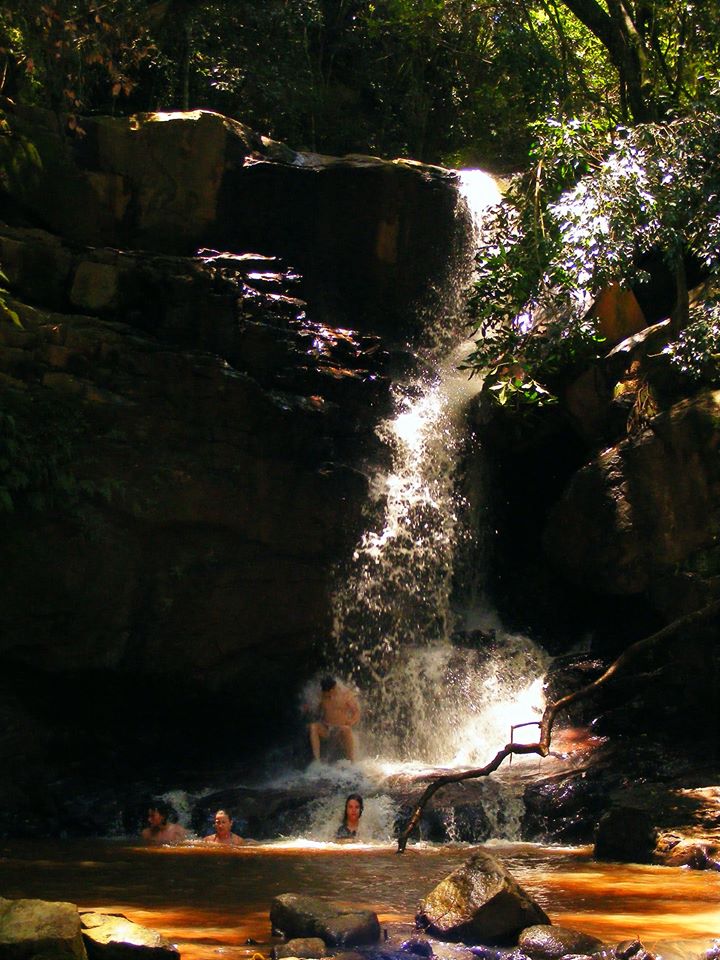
[270,894,381,947]
[80,912,179,959]
[0,896,86,959]
[516,925,605,959]
[416,851,549,945]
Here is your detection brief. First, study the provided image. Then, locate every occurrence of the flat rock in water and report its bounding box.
[270,894,381,947]
[0,896,86,959]
[416,851,550,945]
[518,926,604,958]
[79,911,179,959]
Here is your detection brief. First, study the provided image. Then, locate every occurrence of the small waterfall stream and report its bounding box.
[330,171,550,778]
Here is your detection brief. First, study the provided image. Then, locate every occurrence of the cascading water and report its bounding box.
[331,170,550,773]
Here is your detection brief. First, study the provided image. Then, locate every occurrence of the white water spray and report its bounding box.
[331,171,549,773]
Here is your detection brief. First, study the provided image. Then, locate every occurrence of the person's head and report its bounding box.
[344,793,363,824]
[321,676,337,693]
[147,800,173,828]
[213,809,233,838]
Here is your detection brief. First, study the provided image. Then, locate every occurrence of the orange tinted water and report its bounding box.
[0,841,717,960]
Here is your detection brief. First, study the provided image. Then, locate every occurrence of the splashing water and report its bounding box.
[296,793,400,844]
[331,171,549,771]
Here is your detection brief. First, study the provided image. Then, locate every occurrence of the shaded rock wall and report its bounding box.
[2,103,466,335]
[0,103,471,819]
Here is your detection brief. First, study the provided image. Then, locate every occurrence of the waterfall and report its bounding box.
[331,171,550,770]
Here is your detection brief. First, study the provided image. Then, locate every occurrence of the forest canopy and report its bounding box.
[5,0,718,166]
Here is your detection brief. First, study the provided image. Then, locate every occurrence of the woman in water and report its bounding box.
[336,793,363,840]
[203,809,245,846]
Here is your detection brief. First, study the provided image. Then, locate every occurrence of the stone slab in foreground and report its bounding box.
[0,896,86,959]
[270,894,380,947]
[80,912,179,959]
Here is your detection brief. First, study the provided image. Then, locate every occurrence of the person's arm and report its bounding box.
[344,691,361,726]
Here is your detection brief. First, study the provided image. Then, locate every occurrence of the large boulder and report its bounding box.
[0,897,86,959]
[0,203,407,826]
[543,390,720,598]
[270,894,381,948]
[416,851,550,945]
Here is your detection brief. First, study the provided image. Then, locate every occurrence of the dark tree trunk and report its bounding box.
[559,0,656,120]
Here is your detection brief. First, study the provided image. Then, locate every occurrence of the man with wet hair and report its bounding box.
[307,675,361,763]
[141,801,188,844]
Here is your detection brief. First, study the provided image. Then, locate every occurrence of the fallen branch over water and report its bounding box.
[396,597,720,852]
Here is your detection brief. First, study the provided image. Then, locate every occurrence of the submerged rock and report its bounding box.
[0,897,86,959]
[274,938,328,958]
[270,893,381,947]
[416,850,550,945]
[517,925,604,959]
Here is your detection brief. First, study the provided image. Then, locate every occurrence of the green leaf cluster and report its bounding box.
[467,102,720,405]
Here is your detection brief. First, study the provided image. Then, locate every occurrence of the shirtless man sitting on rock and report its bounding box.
[306,675,361,763]
[141,801,188,845]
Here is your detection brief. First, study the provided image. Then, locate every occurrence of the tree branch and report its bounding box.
[396,597,720,852]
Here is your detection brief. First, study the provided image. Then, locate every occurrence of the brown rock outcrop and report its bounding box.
[0,100,475,829]
[543,389,720,597]
[1,102,468,336]
[416,850,549,945]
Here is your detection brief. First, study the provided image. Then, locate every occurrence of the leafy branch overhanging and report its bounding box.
[396,597,720,852]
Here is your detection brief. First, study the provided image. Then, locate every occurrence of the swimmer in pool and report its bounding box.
[336,793,363,841]
[203,809,245,846]
[141,801,188,845]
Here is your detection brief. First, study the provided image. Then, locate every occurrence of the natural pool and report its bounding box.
[1,839,718,960]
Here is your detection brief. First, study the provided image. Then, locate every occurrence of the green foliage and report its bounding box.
[0,387,98,514]
[0,270,21,329]
[466,103,720,406]
[664,297,720,385]
[0,1,152,116]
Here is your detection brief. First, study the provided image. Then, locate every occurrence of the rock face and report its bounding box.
[416,851,550,945]
[1,102,468,336]
[0,897,86,959]
[0,100,474,827]
[543,389,720,598]
[270,894,381,947]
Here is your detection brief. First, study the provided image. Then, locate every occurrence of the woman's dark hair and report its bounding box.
[149,800,175,824]
[344,793,364,821]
